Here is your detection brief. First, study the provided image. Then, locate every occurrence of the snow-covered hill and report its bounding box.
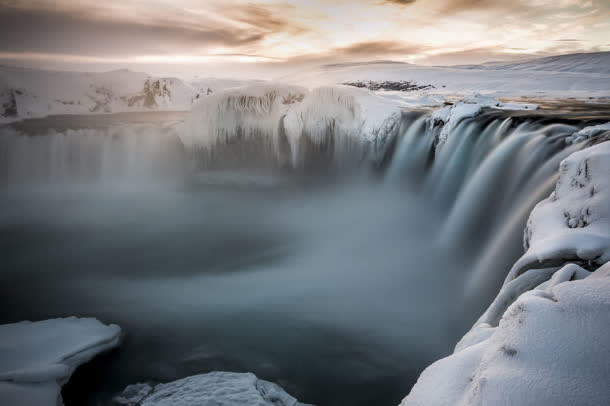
[0,67,197,123]
[279,52,610,101]
[456,52,610,75]
[0,66,264,124]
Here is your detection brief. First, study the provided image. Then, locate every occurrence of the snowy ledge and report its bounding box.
[0,317,121,406]
[401,141,610,406]
[114,372,312,406]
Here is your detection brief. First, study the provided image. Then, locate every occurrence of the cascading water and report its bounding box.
[1,103,608,406]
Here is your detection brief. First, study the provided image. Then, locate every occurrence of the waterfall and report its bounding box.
[0,107,607,313]
[0,124,186,186]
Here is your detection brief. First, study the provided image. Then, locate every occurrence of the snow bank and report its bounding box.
[114,372,311,406]
[430,95,537,149]
[512,141,610,282]
[0,317,122,406]
[402,263,610,406]
[402,141,610,406]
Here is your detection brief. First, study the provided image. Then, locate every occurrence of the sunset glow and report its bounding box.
[1,0,609,74]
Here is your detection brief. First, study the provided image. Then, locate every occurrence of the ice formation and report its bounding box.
[114,372,311,406]
[429,95,538,149]
[182,84,402,168]
[401,141,610,406]
[564,122,610,144]
[0,317,121,406]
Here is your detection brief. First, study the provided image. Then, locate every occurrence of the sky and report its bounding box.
[0,0,609,77]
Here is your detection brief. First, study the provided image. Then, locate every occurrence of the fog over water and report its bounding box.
[0,108,606,406]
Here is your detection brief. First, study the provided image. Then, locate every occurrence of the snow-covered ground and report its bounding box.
[401,141,610,406]
[2,52,609,124]
[279,52,610,103]
[114,372,311,406]
[0,317,121,406]
[0,66,261,124]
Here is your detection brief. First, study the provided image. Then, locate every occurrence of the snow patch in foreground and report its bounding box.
[403,263,610,406]
[0,317,121,406]
[114,372,312,406]
[402,141,610,406]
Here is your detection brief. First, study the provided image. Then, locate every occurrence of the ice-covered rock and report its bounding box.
[181,83,307,150]
[430,95,537,149]
[401,141,610,406]
[182,84,402,167]
[0,317,122,406]
[283,86,402,166]
[565,122,610,145]
[114,372,311,406]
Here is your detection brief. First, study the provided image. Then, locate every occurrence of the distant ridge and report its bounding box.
[322,60,408,69]
[454,52,610,75]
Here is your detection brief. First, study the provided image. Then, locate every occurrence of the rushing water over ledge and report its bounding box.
[1,105,609,406]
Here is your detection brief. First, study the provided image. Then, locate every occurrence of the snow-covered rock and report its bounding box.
[114,372,311,406]
[402,141,610,406]
[182,84,402,167]
[0,317,122,406]
[402,263,610,406]
[430,95,537,149]
[182,83,306,150]
[565,122,610,145]
[283,86,402,166]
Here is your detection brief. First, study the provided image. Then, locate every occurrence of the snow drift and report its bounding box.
[0,317,121,406]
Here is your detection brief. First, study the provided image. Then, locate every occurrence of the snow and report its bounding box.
[457,52,610,75]
[181,83,307,150]
[403,262,610,406]
[283,86,402,165]
[565,122,610,144]
[279,53,610,100]
[430,95,538,149]
[0,317,122,406]
[182,84,402,167]
[114,372,311,406]
[0,67,263,124]
[401,141,610,406]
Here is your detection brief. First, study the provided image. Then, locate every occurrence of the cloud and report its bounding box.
[335,40,426,56]
[0,1,305,57]
[380,0,417,5]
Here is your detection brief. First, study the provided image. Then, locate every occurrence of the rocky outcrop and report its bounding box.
[126,78,173,109]
[342,80,434,92]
